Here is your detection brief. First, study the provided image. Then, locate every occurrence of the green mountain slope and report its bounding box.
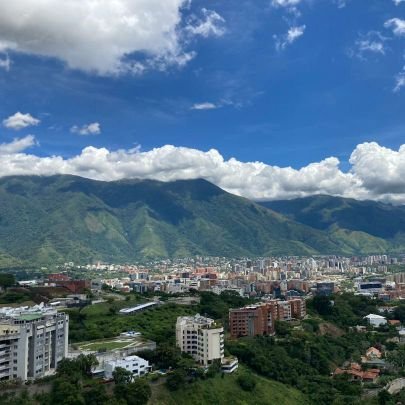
[260,195,405,254]
[150,369,309,405]
[0,176,402,267]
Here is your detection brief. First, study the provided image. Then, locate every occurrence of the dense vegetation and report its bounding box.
[149,367,309,405]
[261,195,405,253]
[0,175,402,267]
[68,298,196,344]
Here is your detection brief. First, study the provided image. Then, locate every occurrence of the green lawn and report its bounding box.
[149,369,309,405]
[78,340,133,351]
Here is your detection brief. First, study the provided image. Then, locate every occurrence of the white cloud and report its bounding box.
[191,102,218,110]
[3,112,40,130]
[394,70,405,92]
[393,0,405,5]
[274,25,306,50]
[0,54,10,71]
[185,8,226,38]
[0,1,224,75]
[2,138,405,204]
[0,135,37,155]
[71,122,101,136]
[384,18,405,36]
[350,31,387,59]
[355,40,385,55]
[272,0,302,7]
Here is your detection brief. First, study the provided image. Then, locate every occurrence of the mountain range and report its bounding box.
[0,175,404,268]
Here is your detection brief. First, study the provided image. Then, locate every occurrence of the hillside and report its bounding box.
[149,370,309,405]
[260,195,405,254]
[0,176,402,267]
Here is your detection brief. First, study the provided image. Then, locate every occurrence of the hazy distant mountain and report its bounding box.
[0,176,403,268]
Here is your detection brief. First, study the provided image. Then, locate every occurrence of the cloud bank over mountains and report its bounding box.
[0,136,404,204]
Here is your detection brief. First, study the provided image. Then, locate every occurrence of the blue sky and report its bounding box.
[0,0,405,202]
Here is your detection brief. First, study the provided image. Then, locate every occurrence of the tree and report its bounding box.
[114,378,151,405]
[83,383,109,405]
[113,367,133,385]
[206,359,221,378]
[166,369,186,391]
[311,296,333,316]
[50,378,85,405]
[378,389,394,405]
[237,372,257,392]
[77,354,99,376]
[387,346,405,369]
[0,274,15,289]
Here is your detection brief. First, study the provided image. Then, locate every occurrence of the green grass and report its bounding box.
[68,301,197,343]
[149,368,309,405]
[78,340,134,351]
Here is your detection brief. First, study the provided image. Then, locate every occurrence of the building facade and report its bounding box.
[0,305,69,381]
[229,299,306,339]
[176,314,224,366]
[104,355,150,380]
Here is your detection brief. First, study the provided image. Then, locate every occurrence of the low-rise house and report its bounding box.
[364,314,387,328]
[388,320,401,327]
[104,355,150,380]
[333,363,380,383]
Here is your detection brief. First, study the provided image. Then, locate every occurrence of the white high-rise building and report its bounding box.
[176,314,224,366]
[0,304,69,381]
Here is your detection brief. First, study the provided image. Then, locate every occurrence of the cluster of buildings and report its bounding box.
[30,254,405,304]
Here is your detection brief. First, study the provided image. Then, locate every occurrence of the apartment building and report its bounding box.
[104,355,150,380]
[229,298,306,339]
[0,304,69,381]
[176,314,224,366]
[228,303,278,338]
[288,298,307,319]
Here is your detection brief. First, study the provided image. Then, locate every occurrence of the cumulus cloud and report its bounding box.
[274,25,306,50]
[185,8,226,38]
[0,135,37,155]
[3,112,40,130]
[393,0,405,5]
[71,122,101,136]
[0,1,224,75]
[1,137,405,204]
[385,18,405,36]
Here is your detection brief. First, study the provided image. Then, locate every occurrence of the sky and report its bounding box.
[0,0,405,203]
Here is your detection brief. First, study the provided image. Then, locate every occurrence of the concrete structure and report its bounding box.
[277,301,292,321]
[364,314,387,328]
[176,314,224,366]
[221,357,238,374]
[357,281,383,295]
[288,298,307,319]
[229,298,306,339]
[0,304,69,381]
[104,355,150,380]
[229,303,278,338]
[118,301,159,315]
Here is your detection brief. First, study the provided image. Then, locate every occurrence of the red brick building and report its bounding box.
[229,298,306,339]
